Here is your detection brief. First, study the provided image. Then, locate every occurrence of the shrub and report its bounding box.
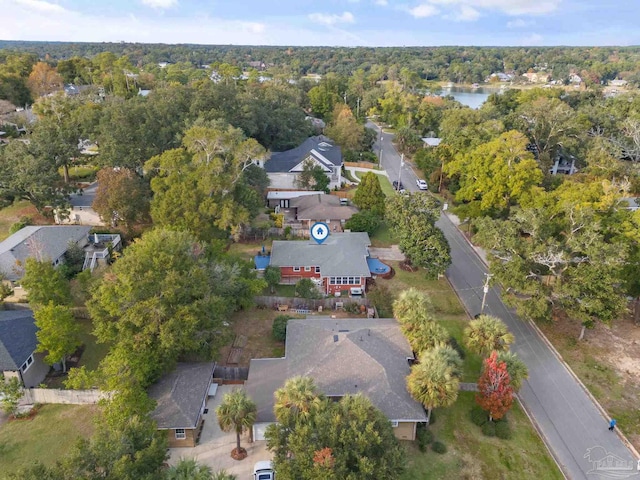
[272,315,291,341]
[495,420,512,439]
[344,302,361,314]
[416,424,434,452]
[470,406,488,426]
[481,421,496,437]
[9,216,32,234]
[431,441,447,454]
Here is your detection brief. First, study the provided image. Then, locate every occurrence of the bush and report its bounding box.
[272,315,291,341]
[470,406,488,426]
[495,419,512,440]
[431,441,447,454]
[416,424,434,452]
[344,302,361,314]
[9,216,32,234]
[481,421,496,437]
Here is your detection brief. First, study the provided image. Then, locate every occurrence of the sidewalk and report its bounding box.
[444,211,490,265]
[344,165,389,185]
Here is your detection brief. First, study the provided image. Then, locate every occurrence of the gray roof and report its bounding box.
[0,308,38,371]
[0,226,91,281]
[421,137,442,147]
[266,191,325,201]
[265,136,342,173]
[270,232,371,277]
[291,194,358,221]
[149,362,216,429]
[245,317,427,423]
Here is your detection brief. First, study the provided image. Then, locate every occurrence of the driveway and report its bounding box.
[369,246,405,261]
[167,384,271,477]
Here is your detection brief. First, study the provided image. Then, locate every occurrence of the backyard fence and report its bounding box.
[254,295,370,313]
[22,388,109,405]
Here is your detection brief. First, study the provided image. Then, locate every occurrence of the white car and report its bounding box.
[253,461,275,480]
[416,179,428,190]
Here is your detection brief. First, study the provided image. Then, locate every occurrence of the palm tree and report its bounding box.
[393,288,434,324]
[273,376,323,425]
[165,458,214,480]
[421,345,463,376]
[212,471,237,480]
[216,389,257,458]
[464,315,514,356]
[406,351,460,423]
[411,321,449,354]
[496,350,529,392]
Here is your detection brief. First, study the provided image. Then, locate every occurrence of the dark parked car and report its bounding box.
[392,180,404,191]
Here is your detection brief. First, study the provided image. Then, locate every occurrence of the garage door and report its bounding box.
[253,422,275,441]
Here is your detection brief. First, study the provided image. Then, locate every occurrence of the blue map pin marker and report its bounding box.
[310,222,330,244]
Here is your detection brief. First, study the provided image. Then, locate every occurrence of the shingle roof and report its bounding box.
[291,194,358,221]
[269,232,371,277]
[0,226,91,281]
[148,362,216,429]
[245,317,427,423]
[264,136,342,173]
[0,308,38,371]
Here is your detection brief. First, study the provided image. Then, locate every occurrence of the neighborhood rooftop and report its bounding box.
[270,232,371,277]
[0,225,92,281]
[0,308,37,371]
[264,135,342,172]
[291,194,358,221]
[148,362,216,430]
[245,317,428,424]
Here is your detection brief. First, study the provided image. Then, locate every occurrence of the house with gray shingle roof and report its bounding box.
[264,135,343,189]
[268,232,371,296]
[0,225,91,282]
[148,362,216,448]
[0,308,50,387]
[289,194,358,232]
[245,317,427,441]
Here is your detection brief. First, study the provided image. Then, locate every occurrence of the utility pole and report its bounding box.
[398,153,404,190]
[480,273,493,315]
[356,96,360,118]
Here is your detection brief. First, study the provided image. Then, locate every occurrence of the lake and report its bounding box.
[440,86,502,109]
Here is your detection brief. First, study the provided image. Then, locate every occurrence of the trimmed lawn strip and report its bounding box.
[354,170,394,198]
[0,404,98,474]
[369,222,399,248]
[0,200,52,241]
[401,392,564,480]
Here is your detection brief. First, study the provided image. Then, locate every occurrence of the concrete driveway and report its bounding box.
[167,384,271,477]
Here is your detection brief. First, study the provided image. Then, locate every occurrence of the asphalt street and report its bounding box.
[369,121,639,480]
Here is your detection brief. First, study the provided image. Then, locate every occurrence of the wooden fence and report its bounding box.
[22,388,109,405]
[254,295,370,312]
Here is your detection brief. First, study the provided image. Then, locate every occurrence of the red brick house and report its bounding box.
[269,232,371,296]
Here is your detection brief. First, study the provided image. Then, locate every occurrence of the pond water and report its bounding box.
[440,86,503,109]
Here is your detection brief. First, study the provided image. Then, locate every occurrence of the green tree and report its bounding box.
[27,62,63,98]
[267,378,405,480]
[92,167,151,230]
[407,349,460,423]
[61,240,86,279]
[496,351,528,392]
[274,376,323,425]
[295,278,320,299]
[264,265,281,294]
[295,160,330,192]
[216,389,257,457]
[464,315,514,356]
[165,458,214,480]
[34,302,81,373]
[444,131,543,218]
[21,258,72,307]
[0,376,24,417]
[0,272,13,302]
[325,104,364,151]
[353,172,385,216]
[393,289,449,353]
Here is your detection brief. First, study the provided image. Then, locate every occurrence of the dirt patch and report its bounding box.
[538,313,640,449]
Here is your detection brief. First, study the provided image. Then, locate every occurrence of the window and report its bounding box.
[304,266,311,272]
[315,266,321,273]
[293,266,300,272]
[175,428,186,440]
[390,420,399,428]
[329,276,361,285]
[21,354,34,373]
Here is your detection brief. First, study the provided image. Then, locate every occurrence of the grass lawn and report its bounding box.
[401,392,563,480]
[0,404,98,474]
[354,170,395,198]
[59,165,100,181]
[227,241,273,263]
[0,200,52,241]
[369,222,399,248]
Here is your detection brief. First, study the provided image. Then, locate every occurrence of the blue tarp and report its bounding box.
[367,257,391,275]
[254,255,271,271]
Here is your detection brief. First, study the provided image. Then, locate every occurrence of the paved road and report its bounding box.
[371,120,639,480]
[368,121,421,192]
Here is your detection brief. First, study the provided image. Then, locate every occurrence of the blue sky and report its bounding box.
[1,0,638,47]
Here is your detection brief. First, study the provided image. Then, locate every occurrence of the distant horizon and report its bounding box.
[1,0,639,47]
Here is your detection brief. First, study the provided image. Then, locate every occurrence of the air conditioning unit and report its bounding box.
[350,287,363,296]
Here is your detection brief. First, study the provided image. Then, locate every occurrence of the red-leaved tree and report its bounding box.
[476,351,514,421]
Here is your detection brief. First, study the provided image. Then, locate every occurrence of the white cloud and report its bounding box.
[374,0,388,5]
[455,5,480,20]
[15,0,65,13]
[140,0,178,8]
[507,18,534,28]
[521,33,543,44]
[409,3,440,18]
[426,0,560,15]
[308,11,355,26]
